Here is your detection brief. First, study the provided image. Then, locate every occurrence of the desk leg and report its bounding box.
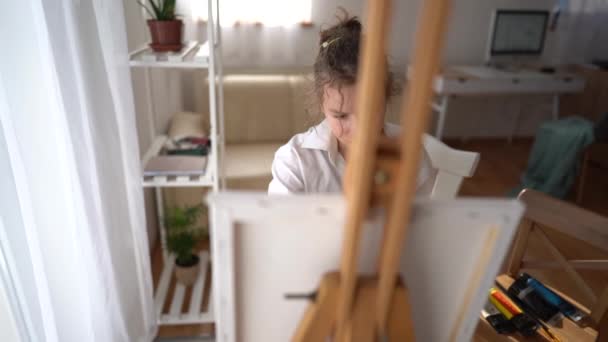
[434,95,450,140]
[552,94,560,121]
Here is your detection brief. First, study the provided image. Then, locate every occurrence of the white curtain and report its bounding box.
[176,0,316,69]
[185,0,312,26]
[0,0,154,341]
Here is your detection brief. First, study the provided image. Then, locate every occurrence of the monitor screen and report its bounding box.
[490,10,549,56]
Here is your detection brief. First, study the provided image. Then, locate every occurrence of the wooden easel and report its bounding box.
[293,0,451,340]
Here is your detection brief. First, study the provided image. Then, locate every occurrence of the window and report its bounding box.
[188,0,312,27]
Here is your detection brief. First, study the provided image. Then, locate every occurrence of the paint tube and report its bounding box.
[523,274,585,322]
[489,287,538,336]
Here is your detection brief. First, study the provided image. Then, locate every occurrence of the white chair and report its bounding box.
[423,134,480,199]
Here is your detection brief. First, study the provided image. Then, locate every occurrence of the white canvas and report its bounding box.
[208,193,524,342]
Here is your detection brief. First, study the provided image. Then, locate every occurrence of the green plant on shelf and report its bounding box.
[137,0,177,21]
[163,204,207,266]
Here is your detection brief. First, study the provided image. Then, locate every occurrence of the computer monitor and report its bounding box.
[487,10,549,63]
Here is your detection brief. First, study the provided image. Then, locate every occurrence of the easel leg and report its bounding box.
[350,277,415,342]
[293,274,415,342]
[292,273,340,342]
[387,284,416,341]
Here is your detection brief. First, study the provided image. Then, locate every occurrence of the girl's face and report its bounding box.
[322,84,386,149]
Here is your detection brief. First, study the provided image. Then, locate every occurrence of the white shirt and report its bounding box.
[268,120,434,194]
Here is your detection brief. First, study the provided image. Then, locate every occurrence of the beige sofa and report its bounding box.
[217,74,314,190]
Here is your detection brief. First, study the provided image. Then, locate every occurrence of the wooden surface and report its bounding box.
[532,227,598,306]
[506,219,533,275]
[592,288,608,324]
[450,139,608,342]
[518,189,608,254]
[493,275,599,342]
[478,187,608,342]
[376,0,451,331]
[521,260,608,271]
[350,277,415,341]
[336,0,392,337]
[292,272,341,342]
[514,189,608,317]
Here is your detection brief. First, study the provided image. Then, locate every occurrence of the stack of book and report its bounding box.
[144,112,210,177]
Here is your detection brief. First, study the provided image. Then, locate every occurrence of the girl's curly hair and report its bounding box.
[308,9,396,117]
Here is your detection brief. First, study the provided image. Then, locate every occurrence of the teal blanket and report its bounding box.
[510,117,595,198]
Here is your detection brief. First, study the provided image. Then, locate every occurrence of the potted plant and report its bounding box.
[164,204,207,285]
[137,0,183,52]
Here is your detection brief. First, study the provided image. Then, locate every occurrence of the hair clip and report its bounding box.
[321,37,341,49]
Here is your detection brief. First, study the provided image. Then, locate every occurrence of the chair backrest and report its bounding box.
[507,189,608,329]
[422,134,480,199]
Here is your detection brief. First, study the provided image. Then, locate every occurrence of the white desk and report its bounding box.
[431,66,586,140]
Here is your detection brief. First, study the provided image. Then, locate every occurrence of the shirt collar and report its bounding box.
[301,119,332,151]
[301,119,341,166]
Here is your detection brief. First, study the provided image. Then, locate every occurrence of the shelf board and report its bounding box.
[142,174,214,188]
[129,40,210,69]
[141,135,214,188]
[155,251,214,325]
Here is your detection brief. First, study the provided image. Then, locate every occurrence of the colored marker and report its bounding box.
[489,287,538,336]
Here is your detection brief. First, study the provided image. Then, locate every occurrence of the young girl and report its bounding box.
[268,15,435,194]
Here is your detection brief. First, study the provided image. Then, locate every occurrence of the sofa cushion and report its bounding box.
[224,143,283,179]
[223,75,293,144]
[197,73,322,144]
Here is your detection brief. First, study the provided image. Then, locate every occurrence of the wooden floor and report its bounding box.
[450,138,608,217]
[151,138,608,339]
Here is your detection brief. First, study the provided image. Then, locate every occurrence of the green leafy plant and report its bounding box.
[137,0,177,21]
[164,204,207,266]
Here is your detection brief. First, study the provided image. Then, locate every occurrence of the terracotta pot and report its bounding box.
[147,19,183,52]
[174,254,200,286]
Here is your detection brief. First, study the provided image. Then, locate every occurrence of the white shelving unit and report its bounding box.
[129,0,225,327]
